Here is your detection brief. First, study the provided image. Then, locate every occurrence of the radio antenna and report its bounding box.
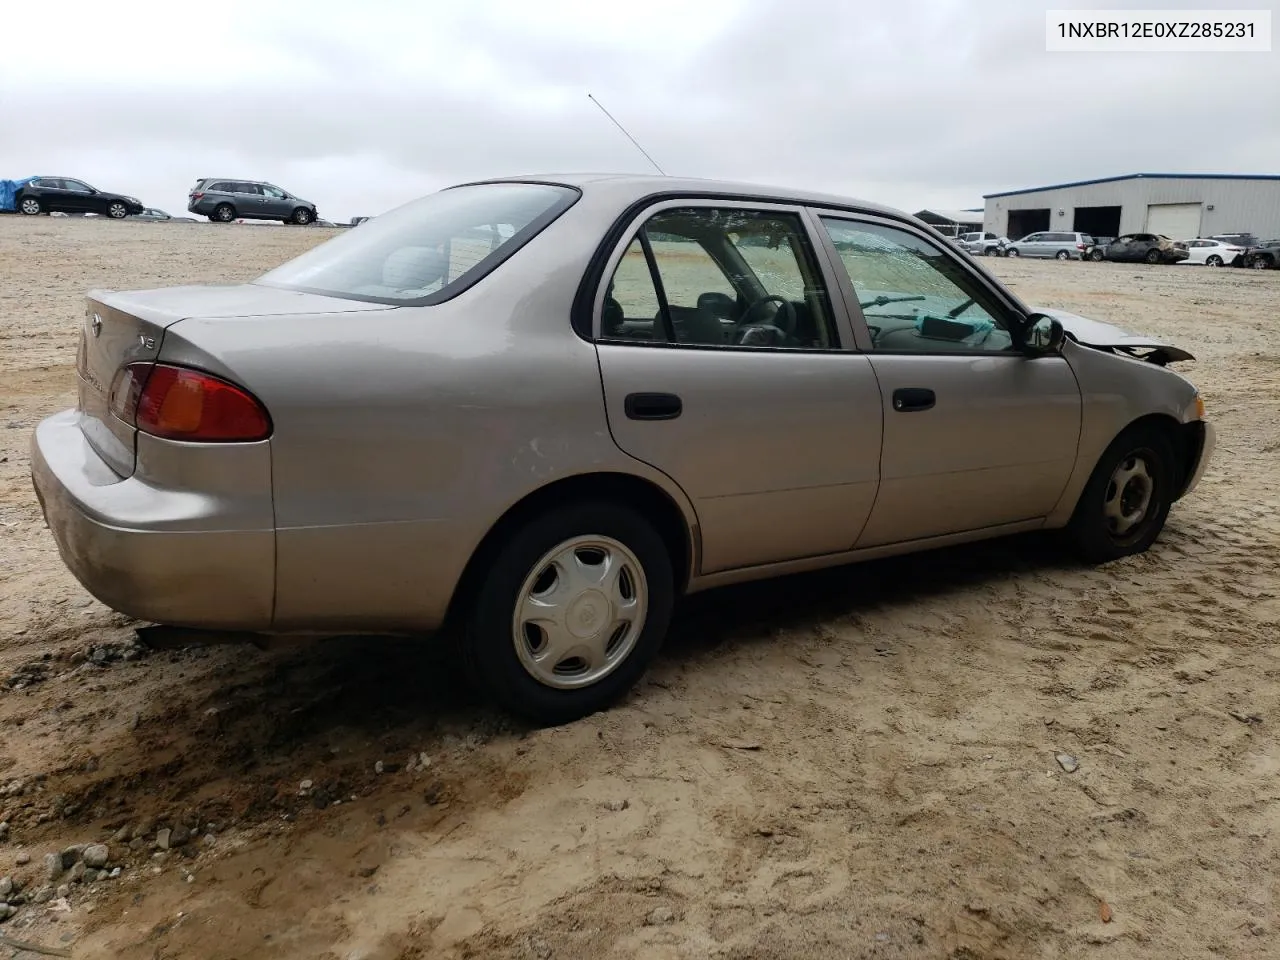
[587,93,666,176]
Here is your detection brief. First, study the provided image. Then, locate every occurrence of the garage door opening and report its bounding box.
[1006,208,1049,241]
[1145,202,1202,241]
[1073,206,1121,240]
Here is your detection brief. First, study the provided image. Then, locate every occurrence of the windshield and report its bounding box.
[256,182,579,305]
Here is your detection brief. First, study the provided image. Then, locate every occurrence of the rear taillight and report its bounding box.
[113,362,270,442]
[1076,243,1085,250]
[191,192,204,200]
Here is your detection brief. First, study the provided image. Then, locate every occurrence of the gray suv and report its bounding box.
[188,179,318,224]
[1005,231,1093,260]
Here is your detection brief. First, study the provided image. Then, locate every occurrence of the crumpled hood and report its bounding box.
[1032,307,1195,364]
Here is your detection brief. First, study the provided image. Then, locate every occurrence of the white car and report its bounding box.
[1180,238,1246,267]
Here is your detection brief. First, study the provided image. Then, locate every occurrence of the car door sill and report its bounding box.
[685,518,1047,594]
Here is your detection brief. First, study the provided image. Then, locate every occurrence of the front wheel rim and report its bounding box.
[109,203,126,217]
[512,535,648,690]
[1103,454,1155,540]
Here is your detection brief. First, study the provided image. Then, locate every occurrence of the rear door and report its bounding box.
[593,200,883,574]
[233,181,265,217]
[814,213,1081,546]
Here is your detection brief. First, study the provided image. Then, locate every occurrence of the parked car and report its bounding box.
[1005,231,1093,260]
[31,174,1215,724]
[1242,239,1280,269]
[1179,238,1247,267]
[1209,233,1258,253]
[135,208,197,223]
[1082,237,1115,261]
[1100,234,1190,264]
[957,231,1007,256]
[187,179,318,224]
[14,178,144,219]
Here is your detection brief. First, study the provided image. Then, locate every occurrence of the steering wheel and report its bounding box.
[736,295,797,338]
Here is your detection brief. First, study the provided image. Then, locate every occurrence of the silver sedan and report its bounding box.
[31,175,1215,724]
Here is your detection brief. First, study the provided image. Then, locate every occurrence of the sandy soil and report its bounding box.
[1,216,1278,960]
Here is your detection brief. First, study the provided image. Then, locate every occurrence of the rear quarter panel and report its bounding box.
[157,196,698,631]
[1046,340,1199,525]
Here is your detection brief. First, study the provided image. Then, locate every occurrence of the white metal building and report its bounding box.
[912,208,984,237]
[983,173,1280,242]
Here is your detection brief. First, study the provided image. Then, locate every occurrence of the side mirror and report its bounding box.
[1022,313,1065,355]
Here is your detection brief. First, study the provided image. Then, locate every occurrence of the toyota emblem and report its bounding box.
[91,313,102,337]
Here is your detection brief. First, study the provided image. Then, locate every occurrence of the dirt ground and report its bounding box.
[1,216,1277,960]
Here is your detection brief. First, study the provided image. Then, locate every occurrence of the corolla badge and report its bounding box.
[90,313,103,337]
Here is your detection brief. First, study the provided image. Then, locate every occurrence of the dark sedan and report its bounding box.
[1100,234,1189,265]
[15,178,144,219]
[1243,239,1280,270]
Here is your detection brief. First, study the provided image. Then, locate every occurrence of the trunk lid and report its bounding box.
[76,285,394,477]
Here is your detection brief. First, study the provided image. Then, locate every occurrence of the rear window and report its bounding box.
[256,182,580,305]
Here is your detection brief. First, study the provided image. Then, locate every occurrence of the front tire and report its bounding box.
[463,502,674,725]
[1006,247,1019,257]
[1055,250,1071,260]
[1251,256,1272,270]
[1145,249,1161,265]
[1089,248,1103,262]
[1065,424,1175,564]
[106,201,128,219]
[291,207,315,225]
[18,196,41,216]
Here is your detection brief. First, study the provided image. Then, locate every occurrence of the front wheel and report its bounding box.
[1145,249,1162,265]
[291,207,314,225]
[1006,247,1019,257]
[106,201,128,219]
[1055,250,1071,260]
[1251,256,1272,270]
[462,502,674,725]
[1065,424,1175,564]
[1089,248,1104,262]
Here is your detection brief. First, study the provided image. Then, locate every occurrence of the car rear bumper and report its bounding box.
[30,410,275,629]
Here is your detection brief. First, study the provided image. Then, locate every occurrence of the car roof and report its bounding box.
[463,173,913,222]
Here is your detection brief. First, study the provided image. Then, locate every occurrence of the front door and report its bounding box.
[815,214,1081,547]
[61,180,99,214]
[594,201,883,574]
[259,184,290,218]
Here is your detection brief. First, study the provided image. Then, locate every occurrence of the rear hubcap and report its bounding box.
[513,535,647,689]
[1104,455,1154,537]
[21,199,38,214]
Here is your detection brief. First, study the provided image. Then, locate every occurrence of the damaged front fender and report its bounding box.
[1031,307,1195,365]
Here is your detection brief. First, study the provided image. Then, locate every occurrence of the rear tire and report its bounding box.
[462,501,674,725]
[212,203,235,223]
[1065,424,1175,565]
[1206,255,1223,267]
[18,196,41,216]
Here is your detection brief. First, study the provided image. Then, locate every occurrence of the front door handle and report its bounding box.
[624,392,682,421]
[892,387,935,412]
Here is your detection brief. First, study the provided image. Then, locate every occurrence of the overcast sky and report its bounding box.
[1,0,1276,222]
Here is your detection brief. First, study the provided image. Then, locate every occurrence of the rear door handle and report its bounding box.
[892,387,935,412]
[624,392,682,421]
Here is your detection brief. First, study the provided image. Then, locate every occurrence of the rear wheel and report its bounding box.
[18,196,41,216]
[212,203,235,223]
[1065,424,1175,564]
[1145,249,1161,265]
[1206,255,1223,267]
[1055,250,1071,260]
[462,501,674,725]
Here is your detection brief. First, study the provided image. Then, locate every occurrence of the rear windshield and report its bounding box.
[256,182,579,305]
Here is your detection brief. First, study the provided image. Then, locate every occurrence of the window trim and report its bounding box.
[590,197,859,354]
[812,209,1036,358]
